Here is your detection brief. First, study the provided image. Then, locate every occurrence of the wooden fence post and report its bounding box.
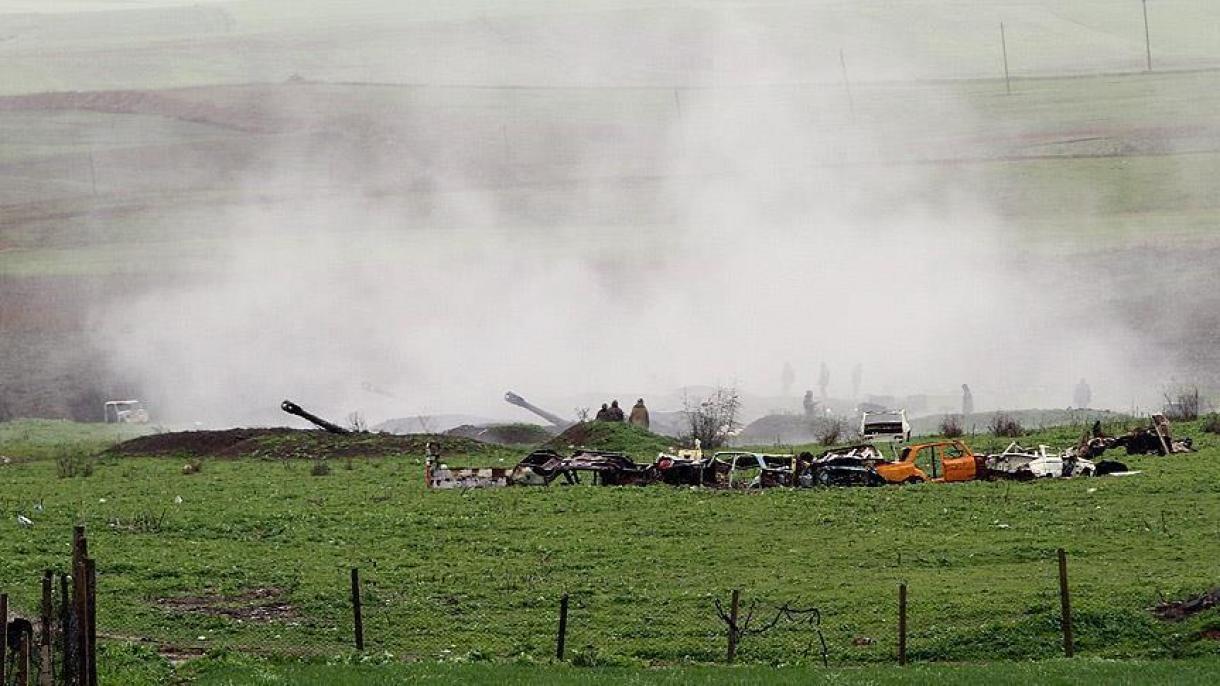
[2,592,9,686]
[18,629,32,686]
[350,568,364,651]
[85,559,98,686]
[58,573,71,686]
[555,593,569,661]
[726,589,741,663]
[898,583,908,665]
[1057,548,1074,657]
[40,571,53,686]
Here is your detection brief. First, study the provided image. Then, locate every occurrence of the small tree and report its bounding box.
[683,386,741,449]
[939,414,963,438]
[814,416,847,446]
[1164,386,1201,421]
[988,412,1024,438]
[347,411,368,432]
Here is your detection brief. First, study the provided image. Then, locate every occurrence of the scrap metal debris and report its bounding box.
[1152,588,1220,622]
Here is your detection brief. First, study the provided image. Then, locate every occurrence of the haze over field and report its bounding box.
[2,1,1219,426]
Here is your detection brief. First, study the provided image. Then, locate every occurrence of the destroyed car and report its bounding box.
[428,449,657,489]
[860,409,910,443]
[709,452,797,488]
[877,440,982,484]
[984,442,1096,480]
[801,444,889,487]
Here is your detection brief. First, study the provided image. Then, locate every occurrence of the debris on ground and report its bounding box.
[1152,588,1220,622]
[1076,414,1195,459]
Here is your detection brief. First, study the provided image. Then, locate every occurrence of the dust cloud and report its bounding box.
[84,4,1167,427]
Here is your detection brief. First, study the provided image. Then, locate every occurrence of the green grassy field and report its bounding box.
[1,419,1217,684]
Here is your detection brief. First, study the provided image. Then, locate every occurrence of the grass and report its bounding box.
[0,418,1217,683]
[177,655,1220,686]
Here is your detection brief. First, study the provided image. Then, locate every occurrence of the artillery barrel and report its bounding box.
[504,391,570,428]
[281,400,351,434]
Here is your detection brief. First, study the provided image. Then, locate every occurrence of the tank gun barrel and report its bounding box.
[504,391,570,428]
[281,400,350,434]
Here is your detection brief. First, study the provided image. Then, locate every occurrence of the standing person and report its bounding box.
[594,403,611,421]
[803,390,817,418]
[1074,378,1092,408]
[961,384,974,416]
[608,400,625,422]
[629,398,650,429]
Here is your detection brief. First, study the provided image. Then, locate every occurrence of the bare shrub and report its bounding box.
[1201,414,1220,434]
[988,413,1024,438]
[814,416,847,446]
[574,407,590,422]
[939,414,963,438]
[56,451,93,478]
[347,412,368,432]
[683,386,741,449]
[1164,386,1201,421]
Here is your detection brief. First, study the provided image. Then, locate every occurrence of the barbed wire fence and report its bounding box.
[3,526,1116,683]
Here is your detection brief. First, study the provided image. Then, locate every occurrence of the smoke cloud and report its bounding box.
[85,4,1172,427]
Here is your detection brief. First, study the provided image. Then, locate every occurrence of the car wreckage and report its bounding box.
[426,416,1183,490]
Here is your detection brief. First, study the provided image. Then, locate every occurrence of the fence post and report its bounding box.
[2,592,9,686]
[18,629,32,686]
[898,583,908,665]
[350,568,364,651]
[1057,548,1074,657]
[58,573,71,686]
[726,589,741,663]
[85,559,97,686]
[72,527,89,686]
[40,570,53,686]
[555,593,569,661]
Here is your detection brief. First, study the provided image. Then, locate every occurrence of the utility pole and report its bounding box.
[1142,0,1153,71]
[1000,21,1011,95]
[88,151,98,196]
[840,48,855,121]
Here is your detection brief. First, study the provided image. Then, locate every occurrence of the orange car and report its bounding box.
[874,440,981,484]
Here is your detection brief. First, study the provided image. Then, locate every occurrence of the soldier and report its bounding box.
[1074,378,1092,409]
[629,398,650,429]
[803,390,817,418]
[608,399,625,422]
[961,384,974,416]
[594,403,611,421]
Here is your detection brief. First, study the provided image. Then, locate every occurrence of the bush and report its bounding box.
[1201,413,1220,434]
[1164,387,1201,421]
[56,450,93,478]
[814,416,847,446]
[939,414,963,438]
[310,460,331,476]
[988,413,1024,438]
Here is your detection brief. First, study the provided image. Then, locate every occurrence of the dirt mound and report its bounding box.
[445,423,555,445]
[544,421,677,457]
[104,428,490,460]
[736,414,818,445]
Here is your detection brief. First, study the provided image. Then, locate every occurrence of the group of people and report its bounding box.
[595,398,650,429]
